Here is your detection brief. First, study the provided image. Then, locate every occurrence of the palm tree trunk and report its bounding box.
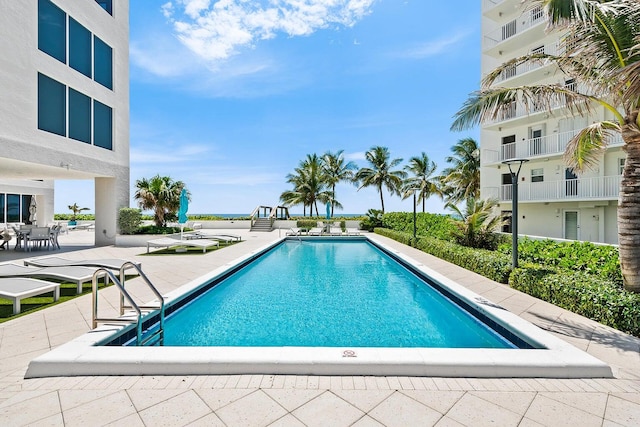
[619,118,640,293]
[422,198,425,213]
[378,185,385,214]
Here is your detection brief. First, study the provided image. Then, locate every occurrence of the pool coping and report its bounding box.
[25,236,613,379]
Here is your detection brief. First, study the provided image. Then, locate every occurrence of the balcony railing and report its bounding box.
[493,43,558,83]
[482,130,624,164]
[484,9,546,50]
[487,175,621,202]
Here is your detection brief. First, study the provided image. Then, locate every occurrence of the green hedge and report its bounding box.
[381,212,456,241]
[375,228,512,283]
[499,238,622,286]
[510,267,640,337]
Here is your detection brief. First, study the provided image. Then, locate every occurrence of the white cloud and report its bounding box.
[130,144,212,164]
[397,30,471,59]
[164,0,376,62]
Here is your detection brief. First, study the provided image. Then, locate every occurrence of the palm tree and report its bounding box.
[447,197,505,250]
[402,152,441,212]
[439,138,480,205]
[322,150,357,216]
[134,175,187,228]
[355,146,407,213]
[280,154,330,216]
[451,0,640,292]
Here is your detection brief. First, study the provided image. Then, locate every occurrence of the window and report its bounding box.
[0,194,4,223]
[6,194,20,223]
[94,100,112,149]
[69,18,92,78]
[95,0,113,15]
[94,36,113,89]
[38,0,66,63]
[565,78,576,91]
[69,88,92,143]
[619,158,625,175]
[38,73,66,137]
[22,195,33,224]
[531,168,544,183]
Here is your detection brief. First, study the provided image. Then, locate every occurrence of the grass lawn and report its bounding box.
[0,279,112,323]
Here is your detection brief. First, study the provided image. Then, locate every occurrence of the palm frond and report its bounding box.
[564,120,620,172]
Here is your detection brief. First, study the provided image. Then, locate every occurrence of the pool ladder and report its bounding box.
[91,262,166,346]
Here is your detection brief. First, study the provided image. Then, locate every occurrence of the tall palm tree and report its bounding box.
[451,0,640,292]
[355,146,407,213]
[134,175,187,227]
[439,138,480,205]
[402,152,441,212]
[280,154,330,216]
[322,150,357,216]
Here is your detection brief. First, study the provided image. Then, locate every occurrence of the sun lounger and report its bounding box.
[0,277,60,314]
[346,228,361,236]
[146,237,219,253]
[286,228,302,236]
[0,264,96,294]
[185,231,239,244]
[328,224,343,236]
[24,257,141,271]
[308,227,323,236]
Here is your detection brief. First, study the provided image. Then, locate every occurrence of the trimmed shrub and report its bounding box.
[499,238,622,286]
[381,212,456,241]
[118,208,142,235]
[375,228,512,283]
[510,268,640,337]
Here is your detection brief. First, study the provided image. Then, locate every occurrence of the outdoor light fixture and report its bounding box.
[502,158,529,268]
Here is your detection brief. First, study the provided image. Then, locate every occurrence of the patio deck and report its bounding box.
[1,228,639,426]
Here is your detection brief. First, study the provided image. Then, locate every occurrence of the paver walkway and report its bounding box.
[1,229,639,426]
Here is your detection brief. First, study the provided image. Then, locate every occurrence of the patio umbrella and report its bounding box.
[326,201,331,220]
[178,188,188,240]
[28,197,37,225]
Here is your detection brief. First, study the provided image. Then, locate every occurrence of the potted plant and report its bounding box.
[68,203,90,226]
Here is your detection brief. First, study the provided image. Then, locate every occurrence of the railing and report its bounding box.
[484,8,546,50]
[490,175,621,202]
[493,43,559,83]
[91,262,166,346]
[250,205,273,228]
[483,130,624,164]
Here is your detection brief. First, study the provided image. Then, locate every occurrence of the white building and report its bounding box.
[480,0,623,244]
[0,0,129,246]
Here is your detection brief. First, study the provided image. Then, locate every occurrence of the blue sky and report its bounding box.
[56,0,481,215]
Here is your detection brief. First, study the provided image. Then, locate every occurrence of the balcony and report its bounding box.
[484,175,621,203]
[492,43,558,84]
[484,8,546,53]
[482,130,624,165]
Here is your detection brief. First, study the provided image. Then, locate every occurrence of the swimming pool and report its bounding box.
[135,240,517,348]
[25,235,613,378]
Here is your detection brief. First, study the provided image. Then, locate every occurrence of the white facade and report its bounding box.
[481,0,622,244]
[0,0,129,246]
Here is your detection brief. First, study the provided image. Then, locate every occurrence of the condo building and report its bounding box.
[0,0,129,245]
[480,0,624,244]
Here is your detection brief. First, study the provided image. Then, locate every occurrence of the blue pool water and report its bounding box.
[143,240,516,348]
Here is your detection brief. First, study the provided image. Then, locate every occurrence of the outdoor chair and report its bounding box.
[0,229,12,250]
[25,227,51,251]
[0,277,60,315]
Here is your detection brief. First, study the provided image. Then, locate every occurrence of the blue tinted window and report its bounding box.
[22,195,33,224]
[69,88,91,144]
[94,100,112,150]
[69,18,92,78]
[6,194,20,223]
[38,73,66,137]
[95,1,112,15]
[94,37,113,89]
[0,194,4,223]
[38,0,66,63]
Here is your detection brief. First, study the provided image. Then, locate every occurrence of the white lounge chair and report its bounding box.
[0,264,97,294]
[308,227,323,236]
[328,223,343,236]
[346,228,361,236]
[286,228,302,236]
[0,277,60,314]
[146,237,219,253]
[24,257,141,271]
[185,231,240,244]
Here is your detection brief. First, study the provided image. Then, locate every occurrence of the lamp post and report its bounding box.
[413,192,417,240]
[502,158,529,268]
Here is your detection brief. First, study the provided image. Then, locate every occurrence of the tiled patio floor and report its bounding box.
[1,229,639,426]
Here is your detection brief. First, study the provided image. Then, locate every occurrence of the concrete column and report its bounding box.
[95,175,129,246]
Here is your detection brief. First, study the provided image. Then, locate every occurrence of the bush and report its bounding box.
[381,212,456,241]
[360,209,383,231]
[118,208,142,235]
[499,238,622,286]
[375,228,512,283]
[510,268,640,337]
[54,213,95,221]
[136,225,184,235]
